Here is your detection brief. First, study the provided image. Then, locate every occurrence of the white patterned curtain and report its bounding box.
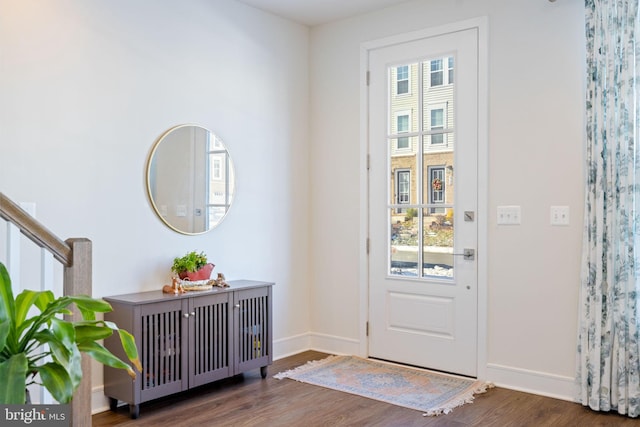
[577,0,640,418]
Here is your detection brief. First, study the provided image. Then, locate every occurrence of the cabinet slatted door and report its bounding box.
[140,300,187,402]
[234,286,272,374]
[189,292,232,387]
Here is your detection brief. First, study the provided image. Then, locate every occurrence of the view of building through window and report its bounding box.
[388,57,454,278]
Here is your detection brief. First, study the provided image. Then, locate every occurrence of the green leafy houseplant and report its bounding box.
[0,262,141,404]
[171,251,208,275]
[171,251,214,282]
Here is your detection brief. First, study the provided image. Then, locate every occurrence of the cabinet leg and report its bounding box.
[260,366,268,379]
[108,397,118,412]
[129,404,140,419]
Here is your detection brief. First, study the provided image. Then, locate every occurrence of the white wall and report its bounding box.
[0,0,310,412]
[309,0,584,399]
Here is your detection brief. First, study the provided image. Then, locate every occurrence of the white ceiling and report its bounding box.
[237,0,411,27]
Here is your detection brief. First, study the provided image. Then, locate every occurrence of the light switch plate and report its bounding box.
[550,206,570,226]
[497,205,521,225]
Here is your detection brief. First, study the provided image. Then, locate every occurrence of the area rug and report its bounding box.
[274,355,493,416]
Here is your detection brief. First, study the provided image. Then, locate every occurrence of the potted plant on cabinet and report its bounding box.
[171,251,214,281]
[0,262,141,404]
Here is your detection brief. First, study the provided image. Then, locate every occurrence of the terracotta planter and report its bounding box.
[179,263,214,281]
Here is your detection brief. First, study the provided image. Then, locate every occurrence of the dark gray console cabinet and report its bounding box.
[103,280,273,418]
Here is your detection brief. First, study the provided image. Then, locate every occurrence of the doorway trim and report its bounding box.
[358,16,489,379]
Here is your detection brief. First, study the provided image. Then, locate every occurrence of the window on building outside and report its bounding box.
[429,167,445,213]
[396,170,410,213]
[430,59,443,86]
[430,57,454,87]
[213,158,221,180]
[397,65,409,95]
[397,114,409,149]
[430,109,444,145]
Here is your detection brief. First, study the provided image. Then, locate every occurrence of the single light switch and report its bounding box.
[176,205,187,217]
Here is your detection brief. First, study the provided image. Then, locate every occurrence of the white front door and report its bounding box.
[368,27,479,377]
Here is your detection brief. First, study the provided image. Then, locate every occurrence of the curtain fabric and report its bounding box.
[578,0,640,418]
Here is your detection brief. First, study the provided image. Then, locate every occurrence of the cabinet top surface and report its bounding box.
[103,280,274,305]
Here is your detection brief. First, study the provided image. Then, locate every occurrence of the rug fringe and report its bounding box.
[422,382,495,417]
[273,354,341,380]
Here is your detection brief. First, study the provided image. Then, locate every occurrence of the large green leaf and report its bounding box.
[69,295,113,318]
[0,264,15,328]
[33,320,83,390]
[33,290,55,312]
[33,329,70,362]
[74,320,141,373]
[0,353,28,404]
[15,290,39,327]
[15,289,54,327]
[14,290,58,351]
[0,319,9,354]
[50,318,75,348]
[77,341,136,379]
[117,329,142,373]
[36,362,74,404]
[74,324,113,342]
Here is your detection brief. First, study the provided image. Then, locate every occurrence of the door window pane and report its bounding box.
[423,210,454,278]
[389,141,417,205]
[390,209,418,277]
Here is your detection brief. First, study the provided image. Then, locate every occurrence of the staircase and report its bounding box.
[0,192,92,427]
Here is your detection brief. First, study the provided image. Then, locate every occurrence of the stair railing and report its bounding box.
[0,192,92,427]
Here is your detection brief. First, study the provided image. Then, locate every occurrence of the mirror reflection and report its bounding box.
[147,124,235,235]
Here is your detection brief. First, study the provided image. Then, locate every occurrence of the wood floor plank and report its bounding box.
[92,351,638,426]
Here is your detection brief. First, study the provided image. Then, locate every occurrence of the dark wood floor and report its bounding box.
[93,350,637,426]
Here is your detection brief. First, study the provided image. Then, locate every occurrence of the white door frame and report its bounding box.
[358,16,489,378]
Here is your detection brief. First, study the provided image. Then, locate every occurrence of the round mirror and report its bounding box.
[146,124,235,235]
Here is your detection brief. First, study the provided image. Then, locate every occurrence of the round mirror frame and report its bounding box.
[146,124,236,235]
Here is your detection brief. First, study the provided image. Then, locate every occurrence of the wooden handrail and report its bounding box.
[0,192,73,266]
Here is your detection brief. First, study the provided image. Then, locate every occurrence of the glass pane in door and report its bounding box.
[387,56,456,279]
[390,208,419,276]
[423,209,454,278]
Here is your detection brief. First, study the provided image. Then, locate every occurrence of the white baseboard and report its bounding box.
[308,332,361,356]
[486,363,576,402]
[273,332,312,359]
[92,385,110,415]
[273,331,361,359]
